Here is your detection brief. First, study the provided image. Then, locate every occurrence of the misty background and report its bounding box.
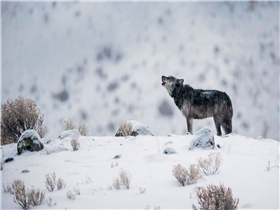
[2,1,279,140]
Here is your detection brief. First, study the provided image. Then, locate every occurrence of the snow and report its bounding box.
[128,120,155,136]
[189,127,215,150]
[18,130,41,143]
[58,129,81,139]
[1,132,279,209]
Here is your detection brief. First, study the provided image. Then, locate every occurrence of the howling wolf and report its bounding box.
[162,75,233,136]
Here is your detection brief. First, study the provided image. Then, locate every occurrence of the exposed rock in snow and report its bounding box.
[58,129,81,139]
[17,130,44,155]
[113,154,122,159]
[115,120,155,137]
[4,157,14,163]
[256,136,264,140]
[163,147,178,155]
[189,127,215,150]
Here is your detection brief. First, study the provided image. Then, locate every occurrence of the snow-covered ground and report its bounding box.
[2,1,279,140]
[1,133,279,209]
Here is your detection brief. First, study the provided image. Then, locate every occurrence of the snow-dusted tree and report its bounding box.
[1,96,46,145]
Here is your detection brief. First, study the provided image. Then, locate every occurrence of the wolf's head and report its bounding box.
[162,75,184,97]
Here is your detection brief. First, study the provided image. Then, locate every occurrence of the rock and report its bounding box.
[4,157,14,163]
[58,129,81,139]
[21,169,30,173]
[189,127,215,150]
[17,130,44,155]
[115,120,155,137]
[163,147,177,155]
[113,154,122,159]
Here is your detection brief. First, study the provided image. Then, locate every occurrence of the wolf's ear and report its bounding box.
[176,79,184,85]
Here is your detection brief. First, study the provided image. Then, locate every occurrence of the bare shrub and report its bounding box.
[197,153,223,176]
[265,161,279,171]
[70,135,80,151]
[13,181,30,210]
[46,197,57,207]
[57,178,66,190]
[84,175,92,184]
[67,190,76,200]
[63,118,76,130]
[1,96,46,145]
[119,169,132,189]
[172,164,203,186]
[78,120,88,136]
[192,183,239,210]
[45,172,56,192]
[112,177,120,190]
[27,187,45,206]
[73,184,80,195]
[3,182,13,194]
[117,121,133,137]
[139,187,146,194]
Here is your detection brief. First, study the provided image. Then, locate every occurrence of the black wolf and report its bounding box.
[162,75,233,136]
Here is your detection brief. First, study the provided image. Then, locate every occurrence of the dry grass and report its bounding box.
[197,153,223,176]
[78,120,88,136]
[27,187,45,206]
[63,118,76,130]
[57,178,66,190]
[67,190,76,200]
[70,135,80,151]
[119,169,132,189]
[116,121,133,137]
[192,183,239,210]
[1,96,46,145]
[172,164,203,186]
[46,197,57,207]
[45,172,56,192]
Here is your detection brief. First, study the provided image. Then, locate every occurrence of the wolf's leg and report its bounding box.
[214,117,222,136]
[186,118,193,134]
[222,118,232,135]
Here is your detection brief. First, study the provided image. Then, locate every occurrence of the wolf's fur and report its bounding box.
[162,76,233,136]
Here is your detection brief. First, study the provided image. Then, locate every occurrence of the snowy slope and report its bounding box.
[1,1,279,140]
[1,133,279,209]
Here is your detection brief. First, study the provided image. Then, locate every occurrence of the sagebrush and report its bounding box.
[112,169,132,190]
[63,118,88,136]
[117,121,133,137]
[197,153,223,176]
[1,96,46,145]
[172,164,203,186]
[45,172,56,191]
[57,178,66,190]
[67,190,76,200]
[70,135,80,151]
[192,183,239,210]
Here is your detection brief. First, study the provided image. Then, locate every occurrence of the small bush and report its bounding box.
[73,184,80,195]
[1,96,46,145]
[13,181,30,210]
[78,120,88,136]
[67,190,76,200]
[197,153,223,176]
[112,177,120,190]
[57,178,66,190]
[119,169,132,189]
[63,118,88,136]
[192,183,239,210]
[27,187,45,206]
[63,118,76,130]
[3,182,13,193]
[46,197,57,207]
[139,187,146,194]
[70,135,80,151]
[117,121,133,137]
[45,172,56,192]
[172,164,203,186]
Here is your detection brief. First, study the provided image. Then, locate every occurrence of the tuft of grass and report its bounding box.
[172,164,203,186]
[116,121,133,137]
[70,135,80,151]
[197,153,223,176]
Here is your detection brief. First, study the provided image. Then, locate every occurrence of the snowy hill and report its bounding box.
[1,133,279,209]
[2,1,279,140]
